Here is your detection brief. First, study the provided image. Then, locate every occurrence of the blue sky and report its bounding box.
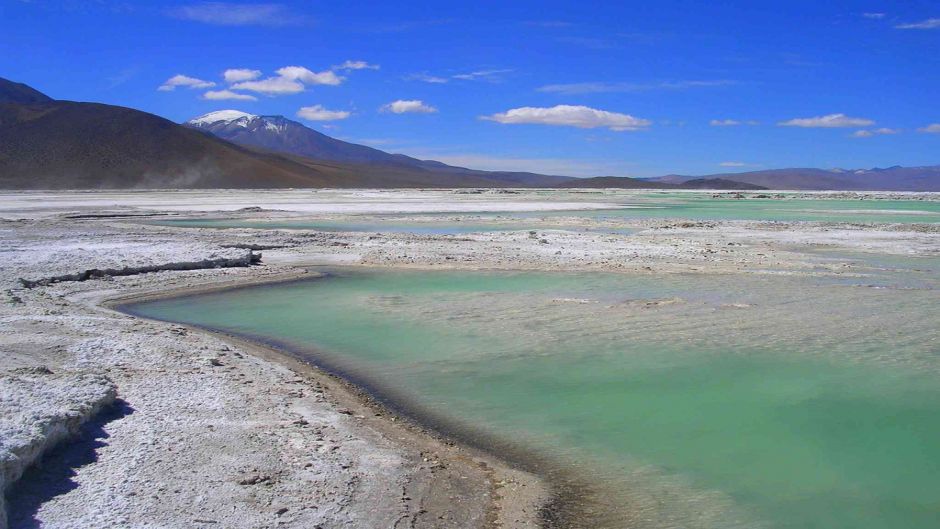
[2,1,939,177]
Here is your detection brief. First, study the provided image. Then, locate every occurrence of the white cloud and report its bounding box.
[482,105,651,131]
[170,2,301,26]
[222,65,344,96]
[895,18,940,29]
[296,104,351,121]
[710,119,758,126]
[158,74,216,91]
[223,68,262,83]
[719,161,749,167]
[778,113,874,128]
[537,80,735,95]
[852,128,899,138]
[381,99,438,114]
[919,123,940,133]
[231,76,304,94]
[368,18,455,33]
[275,66,344,86]
[274,67,339,85]
[202,89,257,101]
[452,69,513,82]
[335,60,379,71]
[862,13,886,19]
[405,69,513,84]
[405,73,450,83]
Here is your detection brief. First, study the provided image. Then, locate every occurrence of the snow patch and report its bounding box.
[187,110,256,126]
[263,121,284,133]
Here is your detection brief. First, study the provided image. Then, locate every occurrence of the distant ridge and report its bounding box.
[559,176,765,190]
[675,178,767,190]
[1,78,937,190]
[186,110,428,167]
[185,110,574,187]
[0,78,335,188]
[0,78,53,105]
[647,167,940,191]
[0,79,574,188]
[555,176,674,189]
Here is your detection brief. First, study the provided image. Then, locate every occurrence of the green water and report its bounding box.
[530,196,940,224]
[149,195,940,235]
[127,264,940,528]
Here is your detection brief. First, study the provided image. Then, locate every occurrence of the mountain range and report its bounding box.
[645,166,940,192]
[0,78,574,189]
[557,176,763,190]
[183,109,573,187]
[187,110,441,169]
[0,80,335,188]
[0,77,937,190]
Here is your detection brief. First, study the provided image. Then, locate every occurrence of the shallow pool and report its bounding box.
[126,261,940,528]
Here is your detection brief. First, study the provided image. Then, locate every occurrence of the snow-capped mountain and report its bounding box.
[0,79,334,189]
[184,109,576,186]
[187,110,255,128]
[186,110,432,168]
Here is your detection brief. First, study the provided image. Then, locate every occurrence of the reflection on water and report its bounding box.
[127,255,940,529]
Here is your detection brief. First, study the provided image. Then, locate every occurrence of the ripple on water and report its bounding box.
[125,265,940,529]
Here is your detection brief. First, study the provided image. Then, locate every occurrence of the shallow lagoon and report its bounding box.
[150,195,940,235]
[531,195,940,224]
[128,257,940,528]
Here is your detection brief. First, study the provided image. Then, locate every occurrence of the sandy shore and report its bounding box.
[2,189,938,528]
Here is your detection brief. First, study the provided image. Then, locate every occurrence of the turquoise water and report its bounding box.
[151,196,940,235]
[126,263,940,528]
[529,196,940,224]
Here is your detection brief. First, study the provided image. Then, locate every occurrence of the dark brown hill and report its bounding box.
[0,77,53,105]
[186,110,573,187]
[0,78,574,189]
[0,99,342,188]
[557,176,766,190]
[649,167,940,191]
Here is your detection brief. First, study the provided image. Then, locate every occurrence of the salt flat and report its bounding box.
[1,189,938,529]
[0,189,623,218]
